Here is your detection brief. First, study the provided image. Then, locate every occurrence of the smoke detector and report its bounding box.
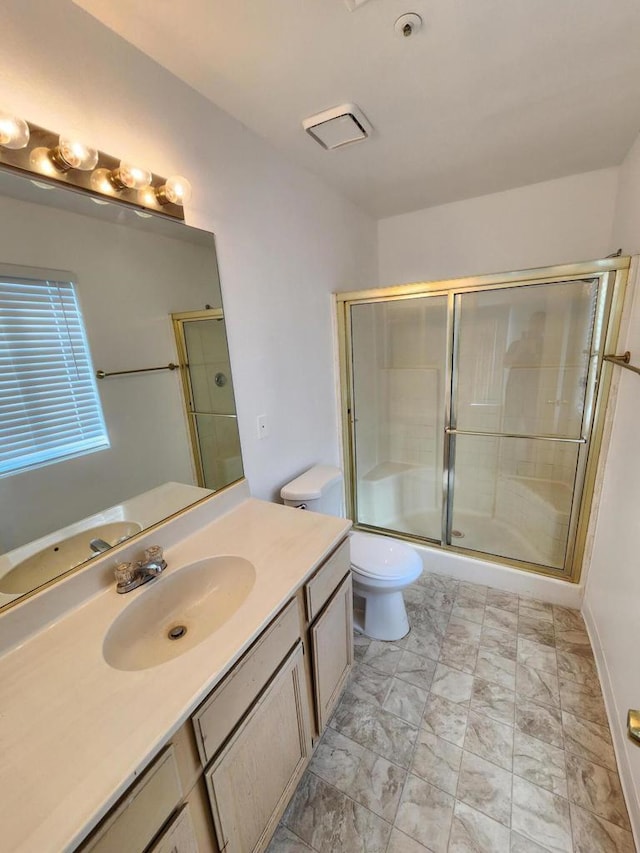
[394,13,423,37]
[302,104,373,150]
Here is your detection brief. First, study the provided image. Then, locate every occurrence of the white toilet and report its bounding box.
[280,465,423,641]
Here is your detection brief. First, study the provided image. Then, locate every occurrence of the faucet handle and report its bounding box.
[144,545,164,564]
[114,561,135,587]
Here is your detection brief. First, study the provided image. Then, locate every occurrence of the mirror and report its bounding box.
[0,168,243,610]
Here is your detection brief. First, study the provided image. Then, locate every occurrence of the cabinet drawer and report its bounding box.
[80,746,182,853]
[304,538,350,622]
[148,804,198,853]
[193,598,300,766]
[205,643,312,853]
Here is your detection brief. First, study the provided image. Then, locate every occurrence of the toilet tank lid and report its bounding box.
[280,465,343,501]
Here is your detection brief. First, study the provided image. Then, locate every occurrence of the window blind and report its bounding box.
[0,274,109,476]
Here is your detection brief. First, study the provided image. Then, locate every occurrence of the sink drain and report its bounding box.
[168,625,187,641]
[451,529,465,539]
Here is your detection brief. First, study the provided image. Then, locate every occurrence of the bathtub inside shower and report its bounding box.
[355,459,575,573]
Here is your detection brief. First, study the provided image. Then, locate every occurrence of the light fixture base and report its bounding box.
[0,121,186,220]
[48,146,73,173]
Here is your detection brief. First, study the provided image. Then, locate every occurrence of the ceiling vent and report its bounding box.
[302,104,373,151]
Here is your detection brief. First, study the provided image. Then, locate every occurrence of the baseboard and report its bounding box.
[582,600,640,846]
[412,541,583,607]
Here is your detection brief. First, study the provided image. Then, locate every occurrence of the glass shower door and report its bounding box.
[448,279,599,569]
[350,295,448,541]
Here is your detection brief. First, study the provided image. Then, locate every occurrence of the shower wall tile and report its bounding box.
[494,474,571,568]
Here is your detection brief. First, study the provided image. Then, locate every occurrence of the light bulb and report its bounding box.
[0,113,30,149]
[89,167,116,195]
[49,135,99,171]
[30,147,58,177]
[156,175,192,206]
[110,161,152,190]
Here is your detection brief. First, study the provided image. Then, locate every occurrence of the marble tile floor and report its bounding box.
[267,572,636,853]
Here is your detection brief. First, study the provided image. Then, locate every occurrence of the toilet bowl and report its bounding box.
[280,465,423,642]
[350,531,423,641]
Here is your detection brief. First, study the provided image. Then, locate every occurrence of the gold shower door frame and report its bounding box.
[336,257,630,583]
[172,308,238,489]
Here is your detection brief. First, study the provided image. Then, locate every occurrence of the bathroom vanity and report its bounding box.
[0,480,352,853]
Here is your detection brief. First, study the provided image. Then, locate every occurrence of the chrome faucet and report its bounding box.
[114,545,167,594]
[89,537,112,554]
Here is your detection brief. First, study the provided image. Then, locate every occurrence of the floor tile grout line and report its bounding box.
[391,608,457,837]
[564,736,575,850]
[301,768,396,843]
[509,758,514,832]
[317,719,411,776]
[512,720,564,751]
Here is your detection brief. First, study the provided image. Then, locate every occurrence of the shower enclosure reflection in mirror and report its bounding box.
[337,257,629,583]
[0,166,243,612]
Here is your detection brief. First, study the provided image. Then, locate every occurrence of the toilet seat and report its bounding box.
[350,531,422,581]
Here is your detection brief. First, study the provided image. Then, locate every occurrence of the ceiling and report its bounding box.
[73,0,640,218]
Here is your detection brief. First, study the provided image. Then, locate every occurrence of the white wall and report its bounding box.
[378,168,618,286]
[582,131,640,839]
[0,0,377,504]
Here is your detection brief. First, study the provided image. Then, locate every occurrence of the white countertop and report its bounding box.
[0,495,350,853]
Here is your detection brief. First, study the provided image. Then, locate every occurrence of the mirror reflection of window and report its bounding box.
[0,270,109,476]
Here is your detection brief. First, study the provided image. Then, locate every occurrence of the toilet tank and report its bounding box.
[280,465,344,516]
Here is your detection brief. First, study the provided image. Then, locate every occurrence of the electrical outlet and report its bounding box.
[257,414,269,439]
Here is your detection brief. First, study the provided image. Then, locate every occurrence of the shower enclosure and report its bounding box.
[337,257,629,581]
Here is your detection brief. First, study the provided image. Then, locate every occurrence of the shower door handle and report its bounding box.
[444,428,585,444]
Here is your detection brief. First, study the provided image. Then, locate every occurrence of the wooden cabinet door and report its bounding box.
[310,572,353,733]
[205,642,312,853]
[148,804,198,853]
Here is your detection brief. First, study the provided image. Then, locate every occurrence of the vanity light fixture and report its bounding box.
[0,111,190,220]
[156,175,192,206]
[0,112,30,150]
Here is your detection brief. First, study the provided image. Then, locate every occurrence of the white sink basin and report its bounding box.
[102,556,256,671]
[0,521,142,595]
